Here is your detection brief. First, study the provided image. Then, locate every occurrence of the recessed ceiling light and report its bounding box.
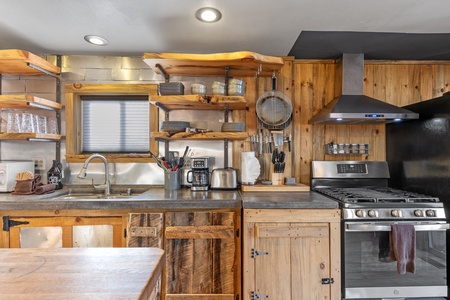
[84,35,109,46]
[195,7,222,23]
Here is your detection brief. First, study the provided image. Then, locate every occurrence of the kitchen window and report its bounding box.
[65,84,159,163]
[81,96,149,153]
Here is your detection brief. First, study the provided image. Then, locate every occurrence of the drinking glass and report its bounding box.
[6,110,21,133]
[21,112,35,133]
[47,117,58,135]
[34,115,47,134]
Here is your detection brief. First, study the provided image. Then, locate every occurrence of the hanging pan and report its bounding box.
[256,74,293,130]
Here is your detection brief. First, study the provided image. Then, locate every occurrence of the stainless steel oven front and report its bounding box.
[343,220,449,299]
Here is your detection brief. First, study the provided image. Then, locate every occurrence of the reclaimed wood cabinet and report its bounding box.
[1,208,241,300]
[243,209,341,300]
[1,210,126,248]
[164,211,240,300]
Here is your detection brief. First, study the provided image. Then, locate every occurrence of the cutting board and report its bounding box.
[241,183,310,192]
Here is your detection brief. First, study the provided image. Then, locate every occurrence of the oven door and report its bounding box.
[344,221,449,299]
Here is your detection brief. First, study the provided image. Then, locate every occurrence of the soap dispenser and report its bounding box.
[47,160,63,189]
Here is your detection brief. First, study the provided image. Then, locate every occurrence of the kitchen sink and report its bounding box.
[55,193,137,200]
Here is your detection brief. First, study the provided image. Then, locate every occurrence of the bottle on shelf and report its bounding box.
[47,160,63,189]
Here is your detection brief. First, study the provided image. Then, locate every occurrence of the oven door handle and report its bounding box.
[346,223,450,232]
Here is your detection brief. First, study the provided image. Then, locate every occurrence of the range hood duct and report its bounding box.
[308,53,419,124]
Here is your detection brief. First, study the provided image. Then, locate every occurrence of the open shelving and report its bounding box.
[0,49,62,143]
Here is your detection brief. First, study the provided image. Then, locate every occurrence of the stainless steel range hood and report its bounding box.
[308,53,419,124]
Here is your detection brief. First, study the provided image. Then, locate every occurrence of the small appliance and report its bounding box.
[0,160,35,192]
[187,157,210,191]
[210,168,238,190]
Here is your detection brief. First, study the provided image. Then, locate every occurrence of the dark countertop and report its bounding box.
[0,185,338,211]
[0,186,241,210]
[241,191,339,209]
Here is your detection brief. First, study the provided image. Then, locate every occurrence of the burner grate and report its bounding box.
[314,187,439,204]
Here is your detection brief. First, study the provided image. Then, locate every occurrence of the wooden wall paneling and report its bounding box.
[315,63,337,161]
[295,62,314,183]
[385,65,402,106]
[441,65,450,96]
[274,57,294,177]
[397,64,412,107]
[419,64,434,101]
[431,65,447,98]
[255,76,272,181]
[408,64,422,104]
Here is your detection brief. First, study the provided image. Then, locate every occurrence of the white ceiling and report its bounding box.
[2,0,450,58]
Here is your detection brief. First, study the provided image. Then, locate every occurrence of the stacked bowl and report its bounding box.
[228,79,245,95]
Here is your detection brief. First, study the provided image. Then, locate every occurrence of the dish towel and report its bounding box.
[35,183,56,195]
[389,224,416,274]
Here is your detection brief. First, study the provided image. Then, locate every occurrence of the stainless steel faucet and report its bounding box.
[77,153,111,195]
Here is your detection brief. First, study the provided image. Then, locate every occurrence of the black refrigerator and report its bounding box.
[387,92,450,300]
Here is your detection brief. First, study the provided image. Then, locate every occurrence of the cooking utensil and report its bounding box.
[256,73,293,129]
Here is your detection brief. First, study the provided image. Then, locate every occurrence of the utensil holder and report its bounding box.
[164,170,181,190]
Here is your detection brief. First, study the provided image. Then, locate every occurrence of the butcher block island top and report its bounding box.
[0,247,165,300]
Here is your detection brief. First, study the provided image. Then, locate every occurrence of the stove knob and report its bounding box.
[414,210,424,217]
[355,210,365,217]
[368,210,377,217]
[391,210,400,217]
[426,210,436,217]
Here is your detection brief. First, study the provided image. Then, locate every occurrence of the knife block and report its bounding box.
[271,173,284,186]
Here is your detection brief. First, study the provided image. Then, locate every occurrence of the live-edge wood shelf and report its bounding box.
[0,95,62,111]
[0,49,60,77]
[143,51,284,77]
[0,95,63,141]
[0,133,61,141]
[152,131,248,141]
[150,94,247,112]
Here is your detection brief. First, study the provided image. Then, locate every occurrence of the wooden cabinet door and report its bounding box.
[5,216,123,248]
[243,209,341,300]
[127,213,163,248]
[164,211,239,300]
[253,223,331,300]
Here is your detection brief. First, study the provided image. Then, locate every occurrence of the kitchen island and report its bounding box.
[0,186,339,300]
[0,247,165,300]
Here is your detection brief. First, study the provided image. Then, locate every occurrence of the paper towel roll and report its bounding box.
[241,151,260,185]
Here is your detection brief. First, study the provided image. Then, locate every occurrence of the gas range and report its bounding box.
[311,161,446,220]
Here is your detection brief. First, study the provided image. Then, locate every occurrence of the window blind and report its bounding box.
[81,96,149,152]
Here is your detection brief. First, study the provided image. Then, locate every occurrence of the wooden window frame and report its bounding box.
[65,83,159,163]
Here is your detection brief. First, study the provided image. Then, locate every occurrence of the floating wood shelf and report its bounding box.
[0,133,62,141]
[0,95,62,110]
[150,94,247,111]
[143,51,284,77]
[152,131,248,141]
[0,49,60,76]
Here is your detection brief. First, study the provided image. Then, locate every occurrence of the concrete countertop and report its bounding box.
[0,186,241,210]
[241,191,339,209]
[0,185,338,211]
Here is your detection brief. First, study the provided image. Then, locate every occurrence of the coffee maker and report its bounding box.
[187,157,210,191]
